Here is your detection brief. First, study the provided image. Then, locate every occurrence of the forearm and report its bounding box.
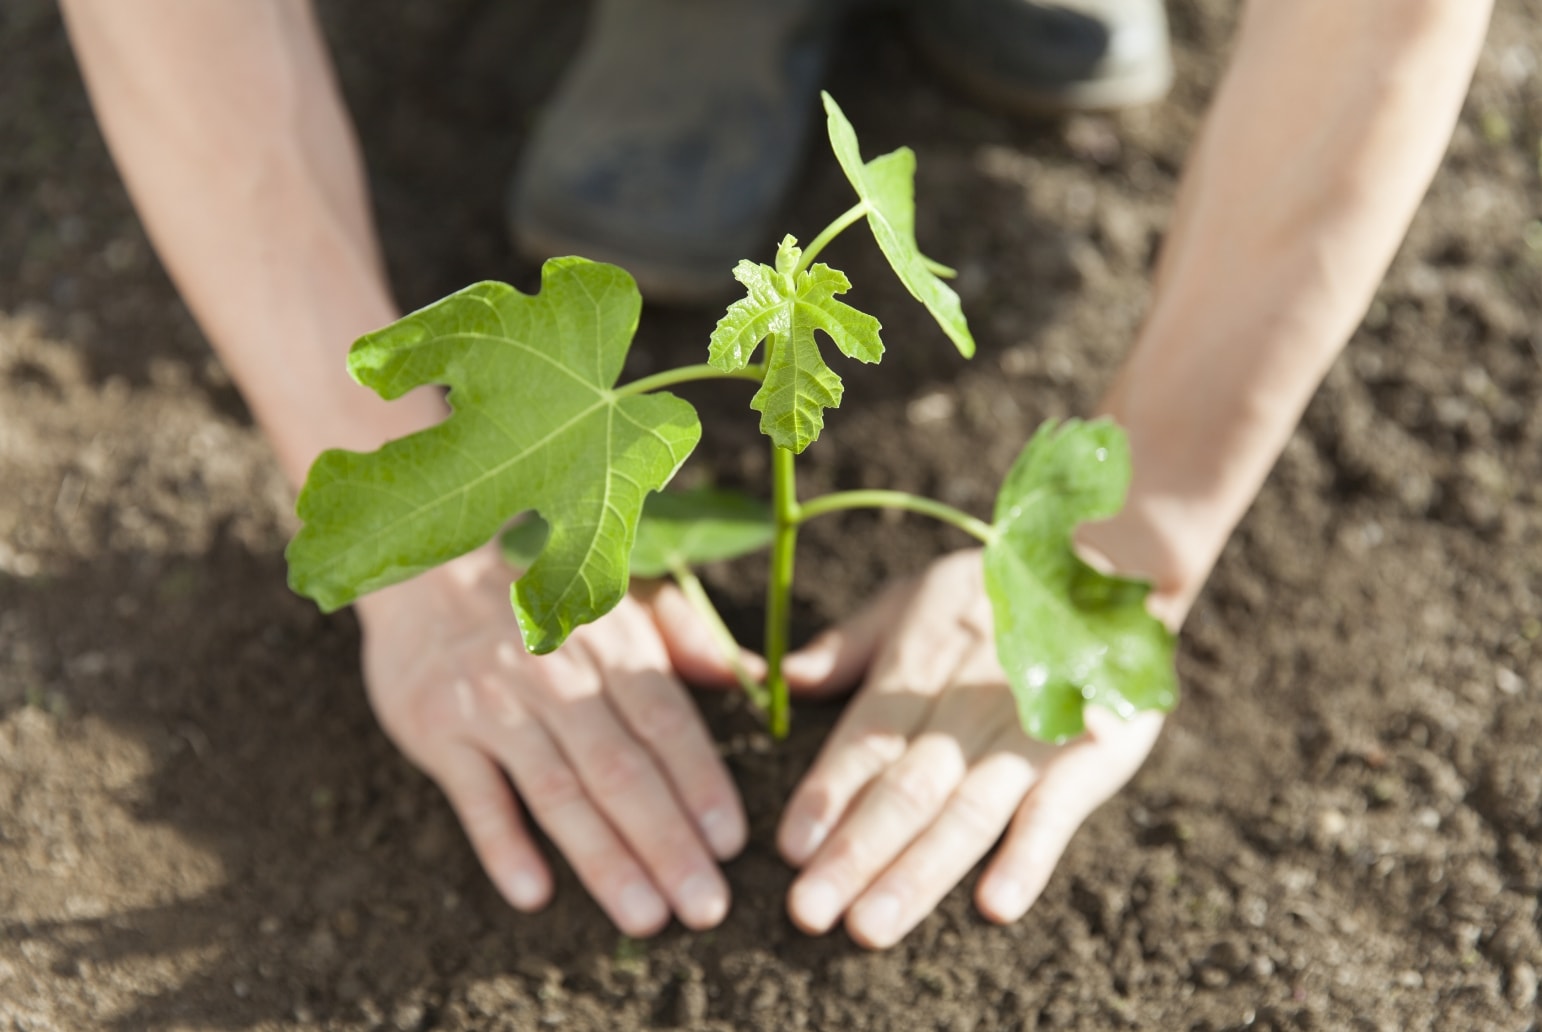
[61,0,443,486]
[1085,0,1492,618]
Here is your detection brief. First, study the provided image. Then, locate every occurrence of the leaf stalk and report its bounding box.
[669,562,771,714]
[615,362,766,398]
[795,201,870,274]
[795,490,996,544]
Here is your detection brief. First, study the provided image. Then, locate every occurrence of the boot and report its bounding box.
[909,0,1173,115]
[509,0,848,304]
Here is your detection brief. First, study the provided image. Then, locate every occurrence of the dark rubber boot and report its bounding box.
[910,0,1172,115]
[510,0,846,305]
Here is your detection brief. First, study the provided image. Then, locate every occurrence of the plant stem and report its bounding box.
[615,362,765,398]
[763,444,801,739]
[796,490,997,544]
[796,201,869,274]
[669,562,770,715]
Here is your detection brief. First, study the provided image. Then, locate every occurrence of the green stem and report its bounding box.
[615,362,765,398]
[670,563,770,715]
[795,201,869,274]
[796,490,997,544]
[763,445,800,739]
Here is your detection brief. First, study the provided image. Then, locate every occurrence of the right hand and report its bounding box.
[353,542,750,936]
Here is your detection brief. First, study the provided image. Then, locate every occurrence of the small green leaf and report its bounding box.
[709,235,883,453]
[629,488,775,577]
[983,419,1177,742]
[821,92,975,359]
[498,515,550,572]
[500,488,774,578]
[287,259,701,653]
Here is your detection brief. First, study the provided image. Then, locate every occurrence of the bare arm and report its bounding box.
[779,0,1495,948]
[61,0,748,937]
[59,0,442,484]
[1085,0,1495,616]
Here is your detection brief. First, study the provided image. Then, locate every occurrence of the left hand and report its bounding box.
[776,549,1168,949]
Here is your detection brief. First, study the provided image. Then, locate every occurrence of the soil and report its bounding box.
[3,1,1541,1030]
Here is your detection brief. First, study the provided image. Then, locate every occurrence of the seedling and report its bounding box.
[286,94,1176,742]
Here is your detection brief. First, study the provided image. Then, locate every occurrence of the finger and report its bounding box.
[777,604,975,867]
[603,661,749,861]
[431,745,553,912]
[787,733,968,935]
[590,605,748,859]
[486,700,672,937]
[781,553,991,867]
[647,581,766,689]
[540,643,732,931]
[976,709,1164,923]
[779,577,914,697]
[786,683,1011,935]
[846,749,1037,949]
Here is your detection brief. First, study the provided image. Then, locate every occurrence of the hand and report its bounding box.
[354,543,749,937]
[776,550,1169,949]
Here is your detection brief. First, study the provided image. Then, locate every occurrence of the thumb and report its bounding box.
[782,578,915,698]
[645,581,766,689]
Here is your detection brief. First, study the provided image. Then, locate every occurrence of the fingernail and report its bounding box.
[676,872,728,929]
[791,877,841,933]
[617,882,667,933]
[983,877,1026,921]
[851,892,901,947]
[503,868,547,910]
[780,815,828,864]
[700,807,742,859]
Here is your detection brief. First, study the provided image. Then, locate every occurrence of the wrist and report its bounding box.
[261,373,447,490]
[215,286,448,488]
[1083,313,1337,626]
[1078,391,1284,629]
[1074,487,1218,631]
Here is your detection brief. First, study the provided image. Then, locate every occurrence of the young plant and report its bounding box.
[286,94,1177,743]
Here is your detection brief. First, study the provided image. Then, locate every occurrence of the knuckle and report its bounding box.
[819,834,876,883]
[519,760,586,813]
[947,785,1004,839]
[881,764,944,820]
[456,794,511,845]
[851,730,908,779]
[628,697,692,745]
[582,742,651,798]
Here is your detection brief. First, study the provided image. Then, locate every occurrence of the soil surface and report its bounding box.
[4,1,1542,1030]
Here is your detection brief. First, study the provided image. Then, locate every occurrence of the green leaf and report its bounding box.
[287,259,701,654]
[629,487,775,577]
[709,235,883,453]
[983,419,1177,742]
[821,92,975,359]
[500,487,774,579]
[497,515,550,572]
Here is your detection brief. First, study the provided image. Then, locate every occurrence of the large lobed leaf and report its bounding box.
[709,235,882,453]
[983,419,1177,742]
[501,487,774,579]
[287,259,700,653]
[821,92,975,359]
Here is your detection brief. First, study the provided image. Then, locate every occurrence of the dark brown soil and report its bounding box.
[4,1,1542,1030]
